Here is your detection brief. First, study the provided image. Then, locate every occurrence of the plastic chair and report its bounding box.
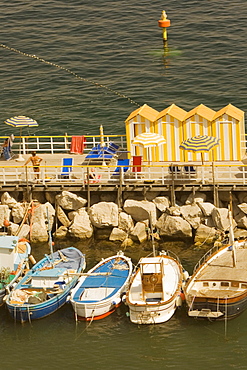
[112,159,130,176]
[61,158,73,178]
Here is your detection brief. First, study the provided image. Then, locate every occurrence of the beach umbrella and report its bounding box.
[4,115,38,134]
[132,132,166,163]
[4,116,38,161]
[132,132,166,148]
[179,135,220,164]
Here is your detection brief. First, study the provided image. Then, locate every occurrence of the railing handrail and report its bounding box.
[192,243,225,274]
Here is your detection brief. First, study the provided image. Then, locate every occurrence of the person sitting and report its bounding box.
[2,134,14,161]
[87,167,101,183]
[2,139,11,161]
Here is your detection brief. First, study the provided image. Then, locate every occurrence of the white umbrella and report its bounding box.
[132,132,166,163]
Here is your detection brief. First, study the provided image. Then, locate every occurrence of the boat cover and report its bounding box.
[51,248,84,270]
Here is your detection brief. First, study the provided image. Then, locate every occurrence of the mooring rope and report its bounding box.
[0,43,140,107]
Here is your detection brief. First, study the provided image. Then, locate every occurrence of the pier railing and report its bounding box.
[0,134,127,154]
[1,162,247,187]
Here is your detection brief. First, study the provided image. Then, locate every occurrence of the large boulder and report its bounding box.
[69,208,93,239]
[185,192,207,205]
[30,221,48,243]
[130,221,148,243]
[56,191,87,210]
[12,203,26,224]
[31,202,55,231]
[180,204,203,229]
[153,196,170,212]
[166,206,181,216]
[18,224,30,240]
[234,210,247,229]
[234,228,247,239]
[156,214,192,238]
[194,224,219,245]
[123,199,157,225]
[56,205,71,227]
[1,192,17,208]
[54,226,68,239]
[7,222,19,236]
[118,212,134,233]
[109,228,127,242]
[238,203,247,215]
[0,205,11,226]
[88,202,118,228]
[29,202,55,243]
[198,202,215,216]
[211,207,236,231]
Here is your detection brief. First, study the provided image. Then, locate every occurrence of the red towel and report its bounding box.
[70,136,86,154]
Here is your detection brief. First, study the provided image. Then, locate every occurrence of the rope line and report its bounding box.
[0,43,140,107]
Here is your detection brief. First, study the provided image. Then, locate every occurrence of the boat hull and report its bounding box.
[7,285,73,322]
[71,296,122,321]
[128,298,178,324]
[187,291,247,320]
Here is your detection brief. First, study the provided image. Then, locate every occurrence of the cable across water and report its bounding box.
[0,43,140,107]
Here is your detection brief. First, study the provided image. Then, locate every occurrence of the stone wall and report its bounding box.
[1,190,246,248]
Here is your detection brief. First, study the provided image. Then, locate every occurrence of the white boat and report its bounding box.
[70,251,133,321]
[125,251,187,324]
[0,235,31,305]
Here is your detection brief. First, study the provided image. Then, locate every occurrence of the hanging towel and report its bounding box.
[70,136,86,154]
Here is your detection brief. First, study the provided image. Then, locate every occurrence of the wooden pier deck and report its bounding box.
[1,152,247,193]
[1,134,247,203]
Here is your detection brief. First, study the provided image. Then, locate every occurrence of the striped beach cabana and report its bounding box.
[155,104,187,161]
[125,104,159,160]
[212,104,245,161]
[183,104,216,162]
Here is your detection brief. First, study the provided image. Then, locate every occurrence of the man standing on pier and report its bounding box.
[23,151,43,180]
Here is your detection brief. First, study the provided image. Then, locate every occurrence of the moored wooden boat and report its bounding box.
[70,251,133,321]
[125,251,188,324]
[6,247,86,322]
[0,235,31,306]
[184,239,247,320]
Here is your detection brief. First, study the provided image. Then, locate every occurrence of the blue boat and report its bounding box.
[70,251,133,321]
[0,235,31,306]
[6,247,86,322]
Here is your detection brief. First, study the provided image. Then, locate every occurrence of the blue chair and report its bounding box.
[61,158,73,178]
[112,159,130,176]
[108,142,119,152]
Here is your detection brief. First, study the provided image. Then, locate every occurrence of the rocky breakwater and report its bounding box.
[1,190,247,247]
